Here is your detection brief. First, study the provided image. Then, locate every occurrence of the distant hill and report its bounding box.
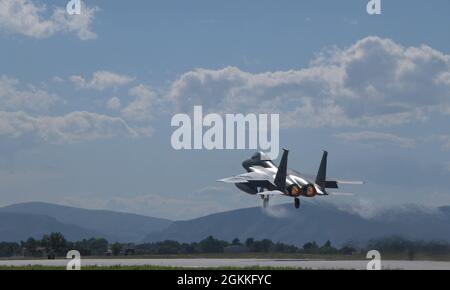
[143,202,450,247]
[0,202,172,242]
[0,212,103,242]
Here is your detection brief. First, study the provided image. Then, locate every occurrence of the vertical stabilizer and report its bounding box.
[315,151,328,189]
[274,149,288,191]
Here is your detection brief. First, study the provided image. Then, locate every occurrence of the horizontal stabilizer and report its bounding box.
[324,181,338,189]
[323,180,364,188]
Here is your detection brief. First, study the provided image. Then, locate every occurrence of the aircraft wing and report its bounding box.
[291,172,364,186]
[256,190,285,196]
[217,172,273,184]
[334,180,365,185]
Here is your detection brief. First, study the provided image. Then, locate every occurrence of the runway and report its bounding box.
[1,258,450,270]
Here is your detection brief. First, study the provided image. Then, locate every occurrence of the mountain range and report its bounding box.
[1,201,450,246]
[0,202,171,242]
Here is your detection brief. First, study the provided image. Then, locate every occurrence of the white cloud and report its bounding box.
[70,71,134,91]
[0,110,145,145]
[0,74,153,148]
[335,131,416,148]
[0,75,59,111]
[167,37,450,128]
[437,72,450,86]
[121,85,156,122]
[434,135,450,150]
[0,0,98,40]
[106,97,121,111]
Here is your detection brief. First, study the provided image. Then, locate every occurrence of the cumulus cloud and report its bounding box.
[106,97,121,111]
[0,73,153,149]
[0,0,98,40]
[70,71,134,91]
[335,131,416,148]
[0,75,59,112]
[0,110,143,145]
[167,37,450,128]
[121,85,157,122]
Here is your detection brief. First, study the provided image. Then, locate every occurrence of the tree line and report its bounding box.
[0,233,449,258]
[0,233,108,257]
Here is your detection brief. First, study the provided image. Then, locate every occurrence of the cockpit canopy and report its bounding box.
[251,152,272,161]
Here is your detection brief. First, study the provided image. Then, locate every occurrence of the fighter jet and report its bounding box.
[218,149,363,208]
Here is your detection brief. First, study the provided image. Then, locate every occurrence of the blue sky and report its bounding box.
[0,0,450,220]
